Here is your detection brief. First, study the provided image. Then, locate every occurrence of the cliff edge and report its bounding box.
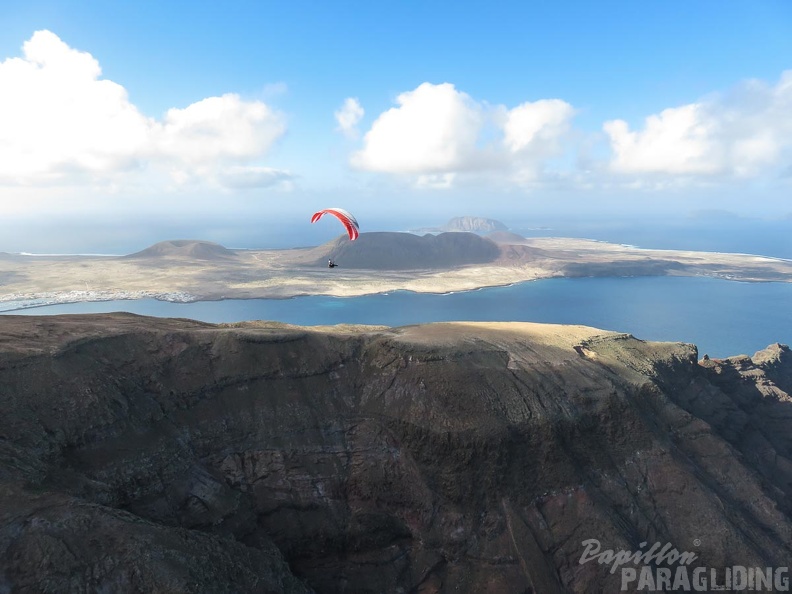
[1,314,791,592]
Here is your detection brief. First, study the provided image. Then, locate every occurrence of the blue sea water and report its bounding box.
[4,276,791,359]
[510,217,792,259]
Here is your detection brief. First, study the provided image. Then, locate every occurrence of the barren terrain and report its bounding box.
[1,314,791,592]
[1,233,790,309]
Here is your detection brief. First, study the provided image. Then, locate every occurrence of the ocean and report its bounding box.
[3,276,791,359]
[509,216,792,259]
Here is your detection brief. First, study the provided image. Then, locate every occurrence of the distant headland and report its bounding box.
[409,215,509,234]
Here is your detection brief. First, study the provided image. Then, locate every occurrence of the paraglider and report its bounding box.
[310,208,359,241]
[312,208,359,269]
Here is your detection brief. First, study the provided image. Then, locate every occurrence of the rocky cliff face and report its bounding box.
[441,217,507,233]
[1,314,791,593]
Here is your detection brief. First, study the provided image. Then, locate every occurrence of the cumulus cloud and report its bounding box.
[350,82,575,186]
[603,104,719,175]
[604,71,792,178]
[0,30,288,189]
[334,98,364,139]
[152,94,286,178]
[351,83,483,174]
[0,31,149,182]
[352,74,792,190]
[500,99,576,182]
[502,99,575,154]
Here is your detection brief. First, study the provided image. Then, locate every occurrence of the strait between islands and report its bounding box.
[1,231,791,307]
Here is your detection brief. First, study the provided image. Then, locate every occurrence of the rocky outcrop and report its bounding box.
[411,216,508,235]
[1,314,791,593]
[441,216,508,233]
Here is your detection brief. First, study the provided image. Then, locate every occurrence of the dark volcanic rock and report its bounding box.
[300,231,500,269]
[1,314,791,593]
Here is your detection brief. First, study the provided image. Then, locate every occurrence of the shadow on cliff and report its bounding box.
[1,314,791,593]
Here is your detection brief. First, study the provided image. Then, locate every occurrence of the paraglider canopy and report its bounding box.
[311,208,359,241]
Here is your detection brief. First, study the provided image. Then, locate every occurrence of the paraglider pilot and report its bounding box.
[311,208,358,271]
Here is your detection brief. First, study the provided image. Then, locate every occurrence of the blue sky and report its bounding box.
[1,0,791,242]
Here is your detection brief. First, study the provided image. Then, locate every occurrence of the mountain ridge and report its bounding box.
[294,231,501,269]
[1,314,791,592]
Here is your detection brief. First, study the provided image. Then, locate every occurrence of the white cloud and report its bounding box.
[0,31,150,182]
[0,30,288,189]
[604,70,792,178]
[350,82,575,187]
[502,99,575,154]
[334,97,364,139]
[152,94,286,179]
[604,104,719,175]
[500,99,576,183]
[351,83,483,175]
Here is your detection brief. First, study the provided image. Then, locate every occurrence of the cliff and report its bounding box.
[441,216,508,233]
[410,216,508,235]
[1,314,791,592]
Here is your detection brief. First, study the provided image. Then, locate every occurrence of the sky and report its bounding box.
[1,0,791,250]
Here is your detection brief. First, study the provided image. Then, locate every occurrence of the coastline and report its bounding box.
[0,290,199,313]
[0,270,542,312]
[2,237,792,313]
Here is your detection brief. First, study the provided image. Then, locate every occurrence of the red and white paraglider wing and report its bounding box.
[310,208,360,241]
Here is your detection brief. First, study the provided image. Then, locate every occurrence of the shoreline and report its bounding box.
[1,272,790,314]
[0,290,200,313]
[0,278,534,312]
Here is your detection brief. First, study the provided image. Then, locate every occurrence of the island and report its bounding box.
[1,231,791,309]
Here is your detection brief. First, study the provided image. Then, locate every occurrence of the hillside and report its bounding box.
[486,230,529,244]
[125,239,237,260]
[1,314,791,592]
[295,231,501,269]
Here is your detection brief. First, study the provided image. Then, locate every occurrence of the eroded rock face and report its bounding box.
[441,217,508,233]
[0,314,791,593]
